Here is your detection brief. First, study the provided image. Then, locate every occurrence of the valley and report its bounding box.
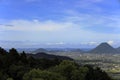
[29,42,120,80]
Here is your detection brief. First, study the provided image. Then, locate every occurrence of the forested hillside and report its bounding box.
[0,47,113,80]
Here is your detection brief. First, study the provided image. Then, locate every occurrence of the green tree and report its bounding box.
[23,69,66,80]
[8,64,29,80]
[71,67,88,80]
[28,56,37,68]
[0,71,9,80]
[50,60,87,80]
[85,66,112,80]
[20,51,28,64]
[7,78,13,80]
[8,48,20,64]
[0,47,7,55]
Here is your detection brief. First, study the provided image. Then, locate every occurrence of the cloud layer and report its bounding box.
[0,18,120,44]
[0,19,73,31]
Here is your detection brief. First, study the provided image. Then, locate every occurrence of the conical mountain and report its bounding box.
[116,47,120,53]
[90,42,117,54]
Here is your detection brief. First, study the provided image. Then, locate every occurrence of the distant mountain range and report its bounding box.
[32,48,84,53]
[5,42,119,54]
[31,43,120,54]
[21,42,120,60]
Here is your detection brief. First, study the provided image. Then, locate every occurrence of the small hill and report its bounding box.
[27,52,73,60]
[90,42,117,54]
[32,48,48,53]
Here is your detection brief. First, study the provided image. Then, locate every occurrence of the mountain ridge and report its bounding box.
[90,42,118,54]
[27,52,73,60]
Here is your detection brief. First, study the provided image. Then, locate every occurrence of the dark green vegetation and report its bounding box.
[0,47,113,80]
[27,52,73,60]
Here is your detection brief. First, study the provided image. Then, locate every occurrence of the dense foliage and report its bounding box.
[0,47,112,80]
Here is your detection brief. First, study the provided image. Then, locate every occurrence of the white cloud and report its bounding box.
[64,11,120,33]
[46,42,65,45]
[0,19,73,31]
[107,40,114,45]
[1,11,120,45]
[1,17,120,42]
[80,41,99,46]
[1,11,120,33]
[88,42,98,45]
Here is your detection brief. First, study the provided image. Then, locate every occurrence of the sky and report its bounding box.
[0,0,120,48]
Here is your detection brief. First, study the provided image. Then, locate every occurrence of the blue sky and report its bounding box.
[0,0,120,48]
